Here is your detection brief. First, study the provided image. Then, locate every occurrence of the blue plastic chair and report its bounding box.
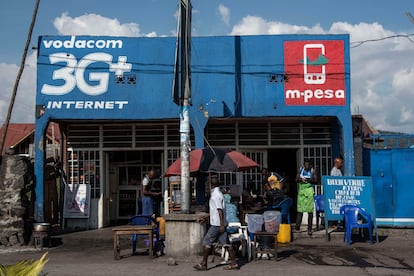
[339,205,373,246]
[129,215,160,255]
[271,197,293,224]
[314,195,324,230]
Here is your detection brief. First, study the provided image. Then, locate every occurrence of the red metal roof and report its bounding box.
[0,123,34,155]
[0,123,61,155]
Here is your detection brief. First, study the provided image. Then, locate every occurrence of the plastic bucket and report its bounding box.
[246,214,264,240]
[263,210,281,233]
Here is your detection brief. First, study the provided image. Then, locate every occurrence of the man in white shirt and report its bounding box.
[330,157,344,176]
[194,177,238,271]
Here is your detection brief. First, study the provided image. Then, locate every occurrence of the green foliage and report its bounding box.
[0,252,48,276]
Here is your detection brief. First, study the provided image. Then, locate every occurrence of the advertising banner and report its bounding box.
[284,40,346,106]
[63,184,91,218]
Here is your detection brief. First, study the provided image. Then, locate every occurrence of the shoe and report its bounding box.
[307,230,312,236]
[193,263,207,271]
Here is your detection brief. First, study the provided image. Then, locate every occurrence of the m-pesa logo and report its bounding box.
[284,40,346,106]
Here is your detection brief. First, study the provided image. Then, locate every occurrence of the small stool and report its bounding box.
[33,231,51,250]
[253,232,278,261]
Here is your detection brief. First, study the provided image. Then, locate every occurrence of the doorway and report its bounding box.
[267,148,299,220]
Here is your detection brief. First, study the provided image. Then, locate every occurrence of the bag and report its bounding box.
[277,223,291,243]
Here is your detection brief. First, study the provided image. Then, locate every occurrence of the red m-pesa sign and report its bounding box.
[284,40,346,106]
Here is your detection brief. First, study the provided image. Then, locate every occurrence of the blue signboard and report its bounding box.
[34,34,355,222]
[322,176,378,240]
[36,34,351,121]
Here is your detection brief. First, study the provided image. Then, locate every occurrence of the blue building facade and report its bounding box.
[35,34,353,227]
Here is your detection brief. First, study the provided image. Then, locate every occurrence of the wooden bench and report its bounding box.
[112,225,154,260]
[252,231,278,261]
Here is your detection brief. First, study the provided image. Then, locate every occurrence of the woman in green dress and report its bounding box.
[295,160,317,235]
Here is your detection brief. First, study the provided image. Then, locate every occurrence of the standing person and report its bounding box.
[141,170,161,216]
[194,177,238,271]
[330,157,344,176]
[295,160,317,235]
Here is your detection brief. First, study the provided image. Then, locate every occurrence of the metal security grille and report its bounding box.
[303,146,332,195]
[239,123,268,146]
[205,122,236,146]
[67,149,100,199]
[67,124,100,148]
[303,123,333,145]
[271,123,300,146]
[239,150,266,191]
[135,123,165,147]
[103,124,133,148]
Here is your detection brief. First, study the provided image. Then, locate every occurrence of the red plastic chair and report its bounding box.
[339,205,373,246]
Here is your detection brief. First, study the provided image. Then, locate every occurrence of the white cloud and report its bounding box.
[218,4,230,26]
[230,15,414,134]
[231,15,324,35]
[53,12,156,37]
[3,12,414,134]
[0,52,37,124]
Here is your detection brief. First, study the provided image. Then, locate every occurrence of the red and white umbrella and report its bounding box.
[164,147,258,177]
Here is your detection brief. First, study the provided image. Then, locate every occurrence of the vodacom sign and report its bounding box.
[284,40,346,106]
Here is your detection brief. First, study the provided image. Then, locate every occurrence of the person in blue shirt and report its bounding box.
[295,160,317,235]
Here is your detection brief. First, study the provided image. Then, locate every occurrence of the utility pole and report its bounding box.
[0,0,40,156]
[178,0,192,213]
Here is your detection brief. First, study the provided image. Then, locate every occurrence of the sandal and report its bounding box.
[223,263,238,270]
[193,263,207,271]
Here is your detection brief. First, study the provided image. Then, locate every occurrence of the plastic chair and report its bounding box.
[129,215,160,255]
[314,195,324,230]
[339,205,373,246]
[271,197,293,224]
[220,222,248,262]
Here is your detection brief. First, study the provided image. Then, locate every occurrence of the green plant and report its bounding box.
[0,252,48,276]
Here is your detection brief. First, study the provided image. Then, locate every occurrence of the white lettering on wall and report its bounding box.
[41,53,132,96]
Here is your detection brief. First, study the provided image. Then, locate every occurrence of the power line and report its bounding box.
[350,33,414,48]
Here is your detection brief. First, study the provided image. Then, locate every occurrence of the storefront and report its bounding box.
[34,34,353,228]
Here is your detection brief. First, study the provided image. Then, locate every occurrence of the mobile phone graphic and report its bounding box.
[303,44,326,84]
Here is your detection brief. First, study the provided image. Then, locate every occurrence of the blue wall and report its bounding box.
[35,34,353,221]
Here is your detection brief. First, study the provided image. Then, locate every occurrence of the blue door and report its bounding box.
[392,149,414,226]
[370,150,394,226]
[369,148,414,227]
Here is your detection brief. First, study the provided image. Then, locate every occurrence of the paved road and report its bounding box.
[1,228,413,276]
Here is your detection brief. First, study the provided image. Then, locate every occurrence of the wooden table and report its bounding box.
[112,225,154,260]
[253,231,278,261]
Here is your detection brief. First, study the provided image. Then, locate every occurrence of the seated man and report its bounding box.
[263,175,285,209]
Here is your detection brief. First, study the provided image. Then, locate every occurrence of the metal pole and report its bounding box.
[179,0,191,213]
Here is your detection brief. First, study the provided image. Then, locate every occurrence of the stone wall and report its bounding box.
[0,149,34,247]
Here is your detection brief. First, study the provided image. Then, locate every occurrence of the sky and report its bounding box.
[1,0,414,133]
